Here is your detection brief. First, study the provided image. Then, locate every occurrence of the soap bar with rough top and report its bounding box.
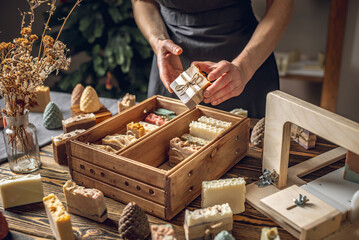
[0,174,43,209]
[63,180,108,222]
[62,113,96,133]
[197,116,232,128]
[127,122,145,139]
[118,93,136,112]
[151,224,177,240]
[169,137,202,166]
[189,121,225,140]
[202,177,246,214]
[43,194,75,240]
[52,129,86,165]
[102,134,136,150]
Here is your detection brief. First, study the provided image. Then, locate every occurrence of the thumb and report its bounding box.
[163,40,182,55]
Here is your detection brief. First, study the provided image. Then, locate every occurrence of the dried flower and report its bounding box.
[0,0,82,117]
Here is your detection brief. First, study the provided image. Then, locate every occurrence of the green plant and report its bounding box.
[51,0,153,100]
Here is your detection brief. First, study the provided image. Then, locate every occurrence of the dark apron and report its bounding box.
[148,0,279,118]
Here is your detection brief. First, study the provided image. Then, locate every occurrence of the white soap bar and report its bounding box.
[202,177,246,214]
[185,203,232,227]
[0,174,44,209]
[261,227,280,240]
[43,193,75,240]
[351,190,359,222]
[197,116,232,128]
[63,180,108,222]
[189,121,225,140]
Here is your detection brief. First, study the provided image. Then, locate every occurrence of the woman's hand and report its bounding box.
[155,39,183,92]
[192,60,251,105]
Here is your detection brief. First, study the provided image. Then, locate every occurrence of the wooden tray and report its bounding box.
[67,98,249,220]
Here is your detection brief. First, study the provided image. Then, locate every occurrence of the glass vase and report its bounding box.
[2,110,41,173]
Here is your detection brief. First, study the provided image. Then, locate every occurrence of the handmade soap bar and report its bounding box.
[63,180,108,222]
[229,108,248,117]
[80,86,101,113]
[344,151,359,183]
[118,202,150,240]
[43,193,75,240]
[43,102,63,129]
[189,121,225,141]
[30,85,51,112]
[138,121,160,134]
[118,93,136,113]
[170,66,211,109]
[91,144,117,153]
[102,134,136,150]
[71,83,84,106]
[127,122,145,139]
[261,227,280,240]
[197,116,232,128]
[154,108,177,121]
[290,123,317,149]
[202,177,246,214]
[62,113,96,133]
[0,174,44,209]
[151,224,176,240]
[52,129,86,165]
[145,113,165,126]
[184,203,233,240]
[181,134,210,147]
[169,137,202,166]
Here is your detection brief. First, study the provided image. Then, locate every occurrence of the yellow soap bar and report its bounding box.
[0,174,43,209]
[30,85,51,112]
[43,193,75,240]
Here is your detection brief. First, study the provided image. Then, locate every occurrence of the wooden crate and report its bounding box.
[68,97,249,220]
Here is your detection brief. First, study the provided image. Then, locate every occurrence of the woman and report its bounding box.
[131,0,294,118]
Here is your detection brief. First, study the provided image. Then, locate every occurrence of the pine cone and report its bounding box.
[118,202,150,240]
[250,117,265,147]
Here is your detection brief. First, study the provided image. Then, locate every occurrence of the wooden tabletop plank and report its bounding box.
[0,136,343,240]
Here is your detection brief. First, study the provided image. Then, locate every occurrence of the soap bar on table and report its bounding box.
[0,174,43,209]
[63,180,108,222]
[62,113,96,133]
[52,129,86,165]
[184,203,233,240]
[30,85,51,112]
[118,93,136,113]
[151,224,177,240]
[202,177,246,214]
[43,193,75,240]
[261,227,280,240]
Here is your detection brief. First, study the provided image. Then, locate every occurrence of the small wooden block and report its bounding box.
[260,185,341,240]
[71,104,112,124]
[344,151,359,183]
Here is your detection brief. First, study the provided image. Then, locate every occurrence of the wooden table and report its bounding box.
[0,121,344,240]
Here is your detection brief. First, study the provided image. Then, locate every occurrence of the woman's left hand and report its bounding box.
[192,60,250,106]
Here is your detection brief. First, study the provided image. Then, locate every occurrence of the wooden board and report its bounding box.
[71,104,112,124]
[261,185,341,240]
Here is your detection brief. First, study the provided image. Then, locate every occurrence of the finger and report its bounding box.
[191,61,216,74]
[207,60,231,81]
[203,73,231,98]
[163,40,182,55]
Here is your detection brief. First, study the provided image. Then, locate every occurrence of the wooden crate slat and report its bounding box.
[71,157,166,205]
[72,171,166,219]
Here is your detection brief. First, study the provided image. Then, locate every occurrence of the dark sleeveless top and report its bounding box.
[148,0,279,118]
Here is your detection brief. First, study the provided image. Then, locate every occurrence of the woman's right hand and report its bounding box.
[155,39,183,93]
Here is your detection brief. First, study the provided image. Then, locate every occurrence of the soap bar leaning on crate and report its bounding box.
[63,180,108,222]
[202,177,246,214]
[52,129,86,165]
[184,203,233,240]
[43,193,75,240]
[0,174,44,209]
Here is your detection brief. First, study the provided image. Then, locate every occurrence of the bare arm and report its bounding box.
[131,0,183,92]
[194,0,294,105]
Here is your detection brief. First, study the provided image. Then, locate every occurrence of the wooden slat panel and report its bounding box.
[72,171,166,219]
[68,140,166,188]
[320,0,348,111]
[71,157,166,205]
[166,118,250,219]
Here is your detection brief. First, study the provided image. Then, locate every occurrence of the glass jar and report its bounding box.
[2,110,41,173]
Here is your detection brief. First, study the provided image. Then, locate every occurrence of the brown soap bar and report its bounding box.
[62,113,96,133]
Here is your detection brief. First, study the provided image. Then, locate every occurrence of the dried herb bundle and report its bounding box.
[0,0,82,117]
